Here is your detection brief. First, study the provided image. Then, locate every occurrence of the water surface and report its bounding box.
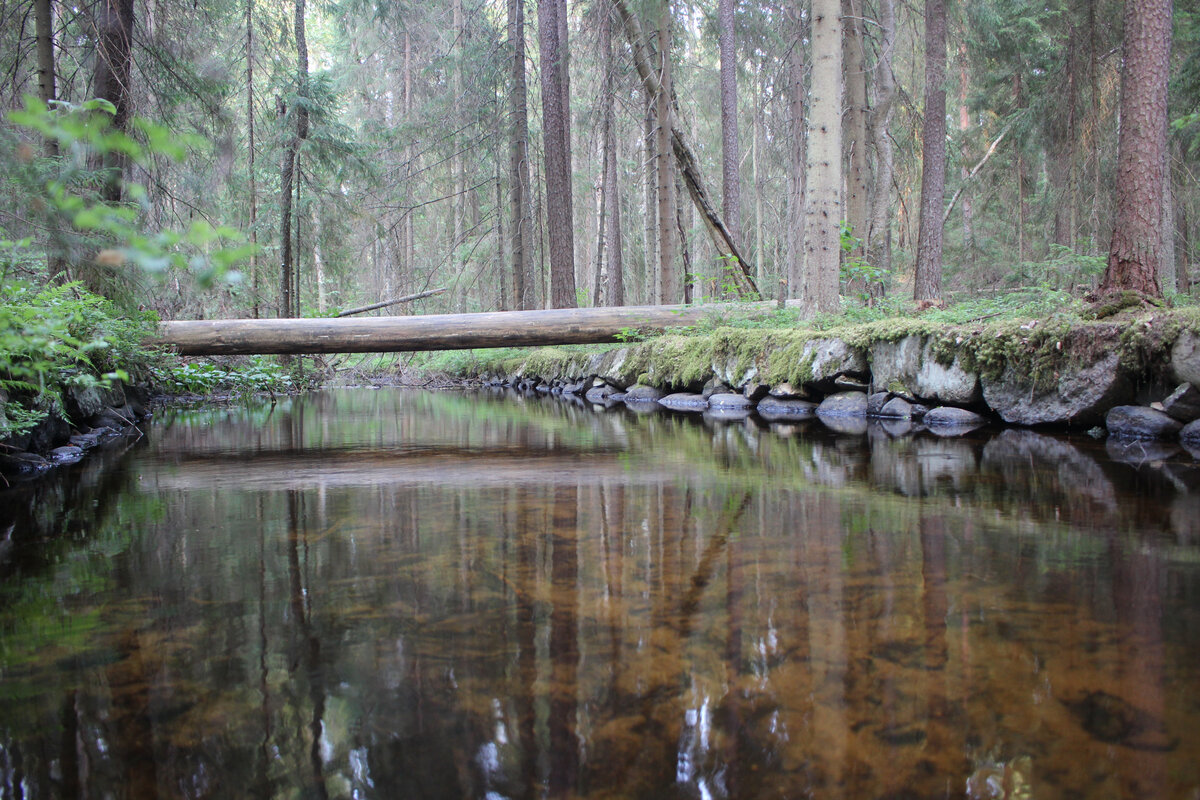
[1,389,1199,799]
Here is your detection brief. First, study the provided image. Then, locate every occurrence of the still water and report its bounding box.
[2,389,1199,799]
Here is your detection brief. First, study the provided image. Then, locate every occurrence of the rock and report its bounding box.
[623,385,665,403]
[1171,329,1200,388]
[869,335,923,395]
[49,445,84,464]
[69,432,103,449]
[64,384,107,421]
[659,392,708,412]
[879,397,914,419]
[799,338,869,390]
[707,392,754,410]
[702,378,732,399]
[743,382,770,401]
[561,379,587,395]
[914,340,981,405]
[866,392,892,417]
[1181,419,1200,445]
[909,403,931,419]
[981,351,1131,426]
[816,391,868,418]
[833,375,870,392]
[585,385,618,404]
[756,397,817,420]
[768,382,808,400]
[924,406,989,427]
[28,413,70,453]
[1160,383,1200,422]
[712,358,758,389]
[1105,406,1183,440]
[593,347,634,388]
[0,451,50,475]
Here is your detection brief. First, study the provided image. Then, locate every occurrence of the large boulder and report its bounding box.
[1159,383,1200,422]
[707,392,754,410]
[757,397,817,420]
[1170,329,1200,388]
[659,392,708,412]
[981,351,1131,426]
[798,338,869,391]
[869,335,980,405]
[924,406,989,427]
[623,384,665,404]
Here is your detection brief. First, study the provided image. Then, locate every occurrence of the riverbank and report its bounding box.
[441,306,1200,444]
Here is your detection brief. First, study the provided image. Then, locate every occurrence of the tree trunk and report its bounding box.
[784,3,807,299]
[1159,143,1176,293]
[643,93,659,303]
[508,0,534,310]
[718,0,740,244]
[599,0,623,306]
[35,0,57,157]
[656,1,677,304]
[802,0,842,314]
[312,203,326,313]
[247,0,259,317]
[866,0,895,284]
[958,41,974,266]
[538,0,577,307]
[279,97,296,319]
[1099,0,1172,299]
[913,0,947,303]
[93,0,135,202]
[841,0,869,257]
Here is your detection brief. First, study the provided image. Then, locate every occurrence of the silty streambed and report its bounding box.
[1,388,1198,798]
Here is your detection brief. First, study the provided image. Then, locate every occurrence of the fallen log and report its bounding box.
[154,301,797,356]
[334,287,448,317]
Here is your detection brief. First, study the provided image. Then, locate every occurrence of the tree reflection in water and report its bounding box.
[0,389,1197,798]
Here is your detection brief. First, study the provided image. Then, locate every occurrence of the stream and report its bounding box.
[1,388,1198,799]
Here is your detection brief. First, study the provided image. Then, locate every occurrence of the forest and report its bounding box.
[0,0,1196,332]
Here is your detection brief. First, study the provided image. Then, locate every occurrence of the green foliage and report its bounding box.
[839,221,887,301]
[155,356,294,396]
[5,96,254,292]
[0,281,156,437]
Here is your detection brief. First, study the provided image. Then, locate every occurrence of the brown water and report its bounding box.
[1,388,1199,799]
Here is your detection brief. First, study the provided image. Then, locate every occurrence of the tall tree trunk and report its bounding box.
[35,0,57,157]
[958,40,974,266]
[1159,143,1176,293]
[1098,0,1172,299]
[784,4,807,299]
[403,33,414,297]
[294,0,309,141]
[312,203,326,313]
[866,0,894,284]
[718,0,740,244]
[93,0,134,202]
[643,93,659,303]
[841,0,869,257]
[656,0,677,304]
[913,0,947,303]
[802,0,842,314]
[598,0,623,306]
[247,0,259,317]
[279,97,296,318]
[539,0,577,307]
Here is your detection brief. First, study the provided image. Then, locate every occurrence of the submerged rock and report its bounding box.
[924,406,989,427]
[707,392,754,410]
[1181,419,1200,445]
[49,445,84,464]
[879,397,914,420]
[756,397,817,420]
[659,392,708,412]
[1105,438,1181,466]
[1105,405,1183,440]
[816,391,868,418]
[866,391,892,417]
[623,385,665,404]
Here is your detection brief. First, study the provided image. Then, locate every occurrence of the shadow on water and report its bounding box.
[1,388,1199,798]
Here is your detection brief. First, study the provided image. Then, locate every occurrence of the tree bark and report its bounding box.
[538,0,577,307]
[599,0,624,306]
[508,0,535,309]
[865,0,895,283]
[35,0,57,157]
[718,0,740,244]
[278,97,296,319]
[656,1,677,304]
[643,93,659,303]
[913,0,947,303]
[93,0,134,202]
[802,0,842,314]
[1099,0,1172,299]
[247,0,259,316]
[784,4,807,299]
[841,0,869,257]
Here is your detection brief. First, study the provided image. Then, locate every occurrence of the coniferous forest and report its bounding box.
[0,0,1196,323]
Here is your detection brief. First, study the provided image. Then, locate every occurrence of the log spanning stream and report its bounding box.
[1,388,1199,798]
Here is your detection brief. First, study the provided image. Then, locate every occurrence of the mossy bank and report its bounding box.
[440,308,1200,443]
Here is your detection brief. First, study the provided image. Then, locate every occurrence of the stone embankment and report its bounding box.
[0,381,152,478]
[465,311,1200,443]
